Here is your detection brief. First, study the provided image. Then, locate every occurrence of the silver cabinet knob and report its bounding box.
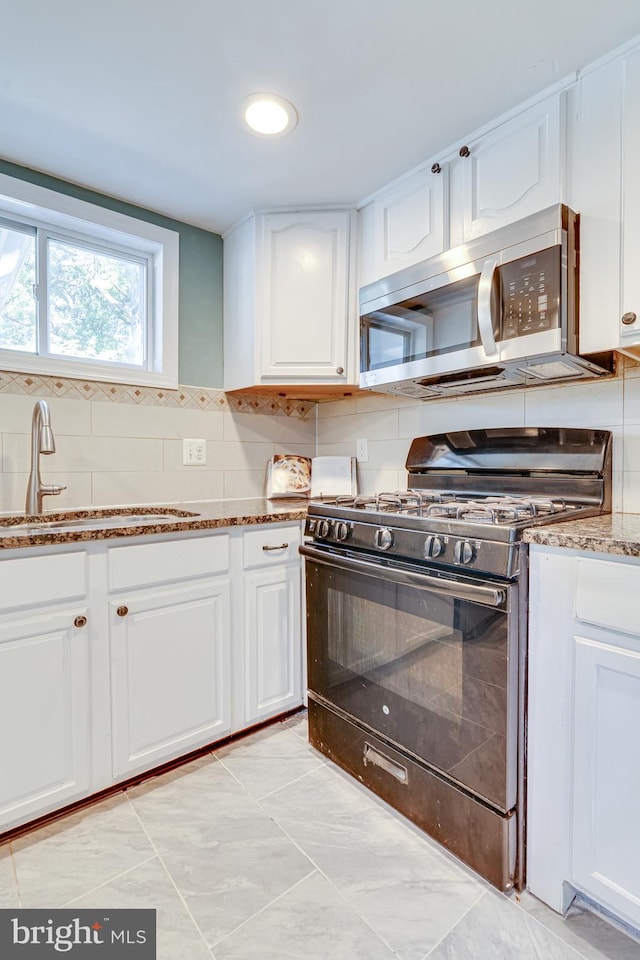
[336,366,344,375]
[622,312,637,325]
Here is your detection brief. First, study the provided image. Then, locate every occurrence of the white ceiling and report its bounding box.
[2,0,640,235]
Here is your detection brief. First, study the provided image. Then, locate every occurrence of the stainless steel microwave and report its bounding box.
[359,205,613,399]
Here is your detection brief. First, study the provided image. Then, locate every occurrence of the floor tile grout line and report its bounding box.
[7,842,22,908]
[61,853,159,907]
[508,895,610,960]
[209,868,318,950]
[254,762,328,803]
[254,800,400,958]
[418,887,489,959]
[125,794,214,957]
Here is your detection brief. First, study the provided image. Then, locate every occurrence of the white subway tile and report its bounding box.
[355,467,405,495]
[316,441,356,458]
[223,411,316,445]
[355,393,417,416]
[91,470,223,506]
[162,439,272,473]
[223,470,270,499]
[399,392,526,438]
[0,473,92,513]
[525,378,623,427]
[624,374,640,424]
[0,394,91,435]
[91,402,224,440]
[3,435,164,474]
[366,438,413,470]
[318,409,399,445]
[612,470,623,512]
[622,472,640,513]
[316,397,357,419]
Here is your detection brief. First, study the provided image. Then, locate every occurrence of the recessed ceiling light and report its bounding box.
[241,93,298,136]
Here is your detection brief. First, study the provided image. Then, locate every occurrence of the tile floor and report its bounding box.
[1,713,639,959]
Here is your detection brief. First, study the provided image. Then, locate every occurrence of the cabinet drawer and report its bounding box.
[243,525,301,569]
[576,558,640,636]
[108,534,229,590]
[0,551,87,610]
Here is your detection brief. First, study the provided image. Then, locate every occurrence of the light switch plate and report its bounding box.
[183,438,207,465]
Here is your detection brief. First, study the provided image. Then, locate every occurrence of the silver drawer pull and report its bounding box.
[262,543,289,551]
[363,742,408,784]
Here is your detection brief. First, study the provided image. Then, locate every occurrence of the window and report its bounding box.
[0,174,179,387]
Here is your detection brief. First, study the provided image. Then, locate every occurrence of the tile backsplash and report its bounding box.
[317,357,640,514]
[4,360,640,515]
[0,374,316,512]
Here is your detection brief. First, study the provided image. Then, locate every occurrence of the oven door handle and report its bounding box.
[299,544,507,608]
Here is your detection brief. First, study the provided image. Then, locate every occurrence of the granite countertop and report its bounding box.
[0,498,309,550]
[523,513,640,557]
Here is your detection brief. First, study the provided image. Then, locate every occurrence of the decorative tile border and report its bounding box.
[0,371,316,419]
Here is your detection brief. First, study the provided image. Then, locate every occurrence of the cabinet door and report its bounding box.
[0,606,91,831]
[620,47,640,353]
[109,577,231,778]
[259,211,352,382]
[567,58,622,355]
[572,632,640,928]
[460,95,562,242]
[244,564,302,725]
[372,167,446,279]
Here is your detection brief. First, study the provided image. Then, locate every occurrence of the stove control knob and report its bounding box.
[334,521,351,542]
[375,527,394,550]
[423,535,444,559]
[317,519,331,539]
[453,539,474,565]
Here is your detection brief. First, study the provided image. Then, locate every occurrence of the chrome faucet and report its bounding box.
[25,400,67,514]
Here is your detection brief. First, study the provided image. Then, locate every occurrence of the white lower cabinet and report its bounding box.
[0,522,304,834]
[528,546,640,931]
[109,577,231,779]
[571,632,640,920]
[244,565,301,724]
[0,605,92,831]
[241,524,303,727]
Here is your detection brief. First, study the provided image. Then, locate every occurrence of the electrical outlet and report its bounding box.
[356,438,369,462]
[183,438,207,465]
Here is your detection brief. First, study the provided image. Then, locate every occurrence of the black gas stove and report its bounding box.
[306,427,612,579]
[302,427,612,891]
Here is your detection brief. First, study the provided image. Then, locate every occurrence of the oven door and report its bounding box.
[302,544,520,813]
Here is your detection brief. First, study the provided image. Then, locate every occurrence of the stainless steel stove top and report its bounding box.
[305,428,612,579]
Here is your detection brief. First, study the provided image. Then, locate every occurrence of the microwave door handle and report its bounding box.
[477,258,498,356]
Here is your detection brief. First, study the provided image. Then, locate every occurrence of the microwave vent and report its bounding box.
[520,361,585,380]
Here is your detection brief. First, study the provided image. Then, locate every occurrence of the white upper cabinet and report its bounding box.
[369,166,447,280]
[620,47,640,355]
[359,93,563,287]
[455,95,562,244]
[224,208,357,392]
[567,41,640,357]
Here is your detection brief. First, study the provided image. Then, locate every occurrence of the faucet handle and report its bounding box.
[42,484,67,497]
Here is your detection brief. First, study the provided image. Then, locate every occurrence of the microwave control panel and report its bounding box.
[500,246,560,340]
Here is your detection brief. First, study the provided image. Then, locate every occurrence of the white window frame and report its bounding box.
[0,173,179,388]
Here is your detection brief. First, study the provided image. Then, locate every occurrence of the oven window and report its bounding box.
[306,560,516,811]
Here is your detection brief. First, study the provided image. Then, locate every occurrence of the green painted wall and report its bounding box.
[0,159,223,388]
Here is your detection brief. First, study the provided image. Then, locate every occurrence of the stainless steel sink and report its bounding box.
[0,509,200,537]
